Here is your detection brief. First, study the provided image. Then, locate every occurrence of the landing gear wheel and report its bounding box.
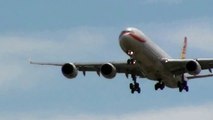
[185,86,189,92]
[178,81,189,92]
[129,82,141,94]
[160,84,165,90]
[127,59,131,64]
[131,89,135,94]
[129,83,134,90]
[127,59,136,65]
[178,82,183,92]
[179,87,183,92]
[155,83,159,90]
[154,82,165,91]
[137,87,141,93]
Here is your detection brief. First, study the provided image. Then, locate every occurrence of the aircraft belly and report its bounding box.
[132,42,161,78]
[133,43,179,88]
[160,72,179,88]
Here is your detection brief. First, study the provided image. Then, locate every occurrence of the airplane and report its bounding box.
[30,27,213,94]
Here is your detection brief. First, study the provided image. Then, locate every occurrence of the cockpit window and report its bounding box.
[119,30,131,38]
[121,30,130,35]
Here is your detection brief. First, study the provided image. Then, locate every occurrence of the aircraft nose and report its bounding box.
[119,30,130,40]
[119,28,135,39]
[119,29,146,43]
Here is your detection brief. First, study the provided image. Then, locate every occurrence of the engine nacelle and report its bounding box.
[61,63,78,79]
[100,63,117,79]
[185,60,201,75]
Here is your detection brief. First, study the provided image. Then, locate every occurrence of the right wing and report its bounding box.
[30,60,145,78]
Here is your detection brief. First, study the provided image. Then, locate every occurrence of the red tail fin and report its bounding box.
[181,37,187,59]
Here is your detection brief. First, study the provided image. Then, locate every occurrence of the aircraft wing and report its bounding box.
[162,58,213,75]
[187,74,213,79]
[30,60,145,78]
[196,58,213,69]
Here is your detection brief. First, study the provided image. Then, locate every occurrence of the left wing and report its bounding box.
[196,58,213,70]
[30,60,145,78]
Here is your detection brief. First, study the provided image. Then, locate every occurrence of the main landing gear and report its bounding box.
[129,75,141,94]
[155,80,165,91]
[178,80,189,92]
[177,75,189,92]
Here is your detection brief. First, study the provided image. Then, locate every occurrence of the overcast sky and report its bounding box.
[0,0,213,119]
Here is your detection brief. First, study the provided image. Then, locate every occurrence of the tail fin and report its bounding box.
[180,37,187,59]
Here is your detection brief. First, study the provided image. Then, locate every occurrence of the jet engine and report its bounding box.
[185,60,201,75]
[61,63,78,79]
[100,63,117,79]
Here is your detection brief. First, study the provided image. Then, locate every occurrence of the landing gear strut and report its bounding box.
[129,75,141,94]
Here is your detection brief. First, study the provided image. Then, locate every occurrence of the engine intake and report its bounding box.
[61,63,78,79]
[185,60,201,75]
[100,63,117,79]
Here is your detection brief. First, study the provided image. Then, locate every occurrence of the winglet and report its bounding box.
[180,37,187,59]
[28,58,33,64]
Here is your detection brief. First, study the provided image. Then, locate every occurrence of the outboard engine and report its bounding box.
[185,60,201,75]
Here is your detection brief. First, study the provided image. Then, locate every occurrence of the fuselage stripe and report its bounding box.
[129,33,146,43]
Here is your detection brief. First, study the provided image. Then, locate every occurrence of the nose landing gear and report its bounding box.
[126,50,140,94]
[127,50,136,65]
[127,59,136,65]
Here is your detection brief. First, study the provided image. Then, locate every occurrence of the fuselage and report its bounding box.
[119,27,182,88]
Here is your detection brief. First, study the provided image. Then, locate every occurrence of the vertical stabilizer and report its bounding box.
[181,37,187,59]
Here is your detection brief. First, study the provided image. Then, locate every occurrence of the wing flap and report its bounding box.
[75,63,145,77]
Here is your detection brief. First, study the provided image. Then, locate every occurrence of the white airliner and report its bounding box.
[30,27,213,94]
